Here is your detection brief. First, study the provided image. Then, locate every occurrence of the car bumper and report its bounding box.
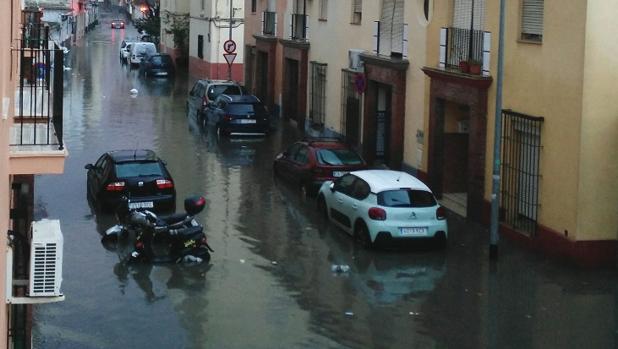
[367,220,448,243]
[101,194,176,213]
[221,123,269,136]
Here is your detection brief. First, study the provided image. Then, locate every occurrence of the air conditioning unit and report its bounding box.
[349,49,365,71]
[28,219,63,297]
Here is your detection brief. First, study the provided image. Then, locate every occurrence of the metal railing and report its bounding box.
[262,11,276,36]
[11,24,64,150]
[441,27,487,70]
[291,13,308,40]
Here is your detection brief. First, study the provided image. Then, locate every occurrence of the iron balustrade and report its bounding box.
[11,24,64,150]
[291,14,307,40]
[500,110,543,236]
[263,11,276,36]
[443,27,485,68]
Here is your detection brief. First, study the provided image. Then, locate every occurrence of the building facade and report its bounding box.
[244,0,618,267]
[2,3,67,348]
[189,0,244,81]
[160,0,190,65]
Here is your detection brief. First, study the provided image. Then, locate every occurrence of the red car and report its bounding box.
[273,138,367,196]
[111,19,125,29]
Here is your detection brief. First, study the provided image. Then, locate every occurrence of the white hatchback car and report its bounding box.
[317,170,447,248]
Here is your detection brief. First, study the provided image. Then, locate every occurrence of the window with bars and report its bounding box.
[500,110,543,236]
[340,70,363,147]
[310,62,327,126]
[251,0,256,13]
[521,0,543,42]
[352,0,362,24]
[319,0,328,20]
[197,34,204,59]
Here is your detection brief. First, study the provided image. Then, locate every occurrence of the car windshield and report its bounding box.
[377,189,436,208]
[226,103,267,115]
[208,84,244,100]
[316,148,363,166]
[136,45,156,55]
[115,162,164,178]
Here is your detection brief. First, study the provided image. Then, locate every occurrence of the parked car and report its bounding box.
[203,94,270,136]
[85,149,176,212]
[273,138,367,196]
[317,170,447,249]
[186,79,246,120]
[139,54,175,77]
[119,40,134,64]
[111,19,125,29]
[129,42,157,66]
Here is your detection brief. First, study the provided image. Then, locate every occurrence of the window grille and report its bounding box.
[310,62,327,126]
[197,35,204,59]
[521,0,543,42]
[500,110,543,236]
[340,70,363,147]
[352,0,362,24]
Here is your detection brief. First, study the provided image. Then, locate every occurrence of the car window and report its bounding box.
[221,85,246,96]
[286,143,302,158]
[377,189,436,208]
[226,103,267,115]
[115,162,164,178]
[350,178,370,200]
[208,84,237,101]
[150,56,171,65]
[95,155,106,168]
[216,99,226,109]
[334,174,356,195]
[293,146,309,164]
[316,148,363,166]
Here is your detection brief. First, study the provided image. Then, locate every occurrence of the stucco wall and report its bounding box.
[578,1,618,240]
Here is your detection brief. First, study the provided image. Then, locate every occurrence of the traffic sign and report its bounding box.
[223,53,237,65]
[223,39,237,53]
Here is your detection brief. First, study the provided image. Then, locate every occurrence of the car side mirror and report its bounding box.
[85,164,94,170]
[329,182,335,192]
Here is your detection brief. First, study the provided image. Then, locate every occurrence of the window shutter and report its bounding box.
[353,0,362,13]
[453,0,485,30]
[521,0,543,37]
[267,0,276,11]
[391,0,405,54]
[379,0,394,55]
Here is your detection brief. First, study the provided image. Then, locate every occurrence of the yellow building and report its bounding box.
[244,0,618,267]
[1,3,67,347]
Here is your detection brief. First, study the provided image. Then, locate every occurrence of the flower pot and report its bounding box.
[469,63,482,75]
[459,61,470,73]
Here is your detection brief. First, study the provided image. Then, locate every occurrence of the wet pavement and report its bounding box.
[32,11,618,349]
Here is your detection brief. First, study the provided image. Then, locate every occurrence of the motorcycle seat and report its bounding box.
[157,213,188,226]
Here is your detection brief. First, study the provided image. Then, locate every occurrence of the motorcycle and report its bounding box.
[105,195,214,264]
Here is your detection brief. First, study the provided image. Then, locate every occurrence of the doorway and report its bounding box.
[375,84,392,166]
[256,51,268,103]
[284,58,299,123]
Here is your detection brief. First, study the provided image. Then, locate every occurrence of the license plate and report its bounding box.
[128,201,154,209]
[399,227,427,236]
[239,119,256,124]
[332,171,347,177]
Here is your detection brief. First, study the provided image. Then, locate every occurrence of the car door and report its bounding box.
[88,155,109,199]
[187,82,202,117]
[329,174,356,229]
[276,143,301,181]
[290,145,311,185]
[339,177,371,228]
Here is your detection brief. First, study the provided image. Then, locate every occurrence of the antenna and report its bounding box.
[396,171,402,182]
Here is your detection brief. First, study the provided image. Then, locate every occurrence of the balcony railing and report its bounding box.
[290,13,308,41]
[372,21,408,59]
[439,27,491,76]
[11,24,64,150]
[262,11,276,36]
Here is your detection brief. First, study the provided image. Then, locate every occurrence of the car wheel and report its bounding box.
[317,196,328,219]
[354,221,373,249]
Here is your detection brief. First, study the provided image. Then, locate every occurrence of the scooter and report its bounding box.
[105,196,214,264]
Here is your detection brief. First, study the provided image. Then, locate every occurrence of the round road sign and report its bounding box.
[223,39,236,53]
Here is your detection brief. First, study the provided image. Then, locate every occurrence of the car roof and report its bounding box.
[219,94,260,103]
[300,137,349,149]
[196,79,240,86]
[350,170,431,193]
[107,149,159,163]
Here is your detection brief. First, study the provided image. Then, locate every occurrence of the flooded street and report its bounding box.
[31,12,618,349]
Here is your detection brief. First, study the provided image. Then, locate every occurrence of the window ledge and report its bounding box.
[517,38,542,45]
[350,22,361,26]
[318,18,327,22]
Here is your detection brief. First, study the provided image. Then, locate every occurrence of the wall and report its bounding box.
[577,1,618,241]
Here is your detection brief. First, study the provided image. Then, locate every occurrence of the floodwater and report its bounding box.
[32,10,618,349]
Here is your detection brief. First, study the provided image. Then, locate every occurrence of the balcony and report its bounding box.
[262,11,276,36]
[437,27,491,76]
[9,25,67,175]
[290,13,308,41]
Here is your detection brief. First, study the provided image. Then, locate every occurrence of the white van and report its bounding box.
[129,42,157,66]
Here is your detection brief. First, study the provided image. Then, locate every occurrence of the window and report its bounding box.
[350,179,370,200]
[310,62,327,126]
[334,174,356,195]
[379,0,405,56]
[378,190,437,207]
[500,110,543,236]
[294,146,309,164]
[251,0,256,13]
[115,162,164,178]
[316,149,363,166]
[521,0,543,42]
[201,0,205,10]
[197,35,204,59]
[352,0,362,24]
[319,0,328,20]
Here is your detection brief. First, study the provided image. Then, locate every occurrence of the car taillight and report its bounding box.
[223,115,233,122]
[368,207,386,221]
[156,179,174,189]
[436,206,446,220]
[105,181,125,191]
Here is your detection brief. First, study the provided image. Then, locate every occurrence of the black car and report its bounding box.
[85,149,176,212]
[203,94,270,136]
[139,54,175,78]
[186,79,246,120]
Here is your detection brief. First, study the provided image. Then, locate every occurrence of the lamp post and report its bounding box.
[489,0,506,260]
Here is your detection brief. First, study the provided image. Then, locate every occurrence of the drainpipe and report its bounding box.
[489,0,506,260]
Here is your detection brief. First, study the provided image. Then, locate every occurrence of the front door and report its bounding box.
[375,85,391,166]
[285,58,299,122]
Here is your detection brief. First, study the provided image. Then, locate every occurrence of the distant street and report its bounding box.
[31,10,618,349]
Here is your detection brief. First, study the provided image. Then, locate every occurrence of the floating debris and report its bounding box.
[331,265,350,273]
[271,261,278,265]
[344,311,354,317]
[239,259,245,264]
